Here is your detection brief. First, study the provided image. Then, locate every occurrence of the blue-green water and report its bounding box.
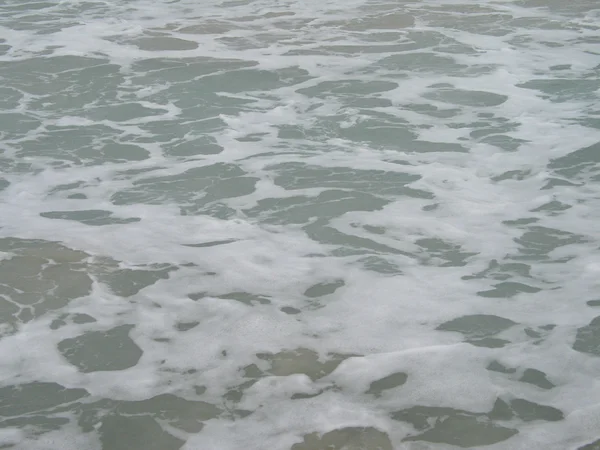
[1,0,600,448]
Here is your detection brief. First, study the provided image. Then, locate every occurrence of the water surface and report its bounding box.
[1,0,600,448]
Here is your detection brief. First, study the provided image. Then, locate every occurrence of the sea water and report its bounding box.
[0,0,599,448]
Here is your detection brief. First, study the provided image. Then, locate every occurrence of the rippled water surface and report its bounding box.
[1,0,600,448]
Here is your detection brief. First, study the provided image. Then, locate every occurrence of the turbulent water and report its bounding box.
[0,0,600,448]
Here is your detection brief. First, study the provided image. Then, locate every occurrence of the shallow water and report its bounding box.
[1,0,600,448]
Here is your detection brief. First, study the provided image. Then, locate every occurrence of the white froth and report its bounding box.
[1,0,600,449]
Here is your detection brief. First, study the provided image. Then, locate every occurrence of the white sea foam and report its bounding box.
[1,0,600,448]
